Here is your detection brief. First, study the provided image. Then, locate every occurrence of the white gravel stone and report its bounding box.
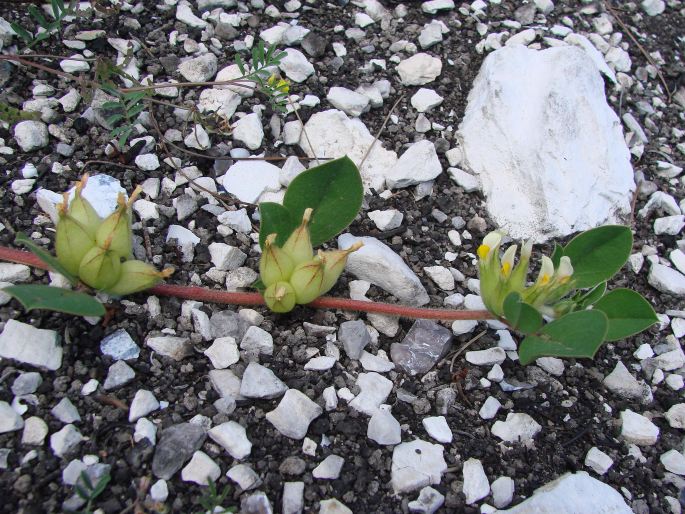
[491,476,515,509]
[603,361,652,403]
[327,87,370,117]
[184,124,211,150]
[150,480,168,502]
[584,447,613,475]
[634,343,654,360]
[411,88,444,112]
[359,351,395,372]
[299,109,398,192]
[641,0,665,16]
[463,458,490,505]
[208,242,247,271]
[667,404,685,429]
[135,153,160,171]
[146,335,192,361]
[133,199,159,221]
[391,439,447,494]
[182,451,220,485]
[129,390,160,422]
[240,326,273,356]
[319,499,352,514]
[654,215,685,235]
[648,263,685,296]
[176,1,207,28]
[282,482,304,514]
[266,389,323,439]
[338,234,430,306]
[460,45,634,242]
[209,421,252,459]
[59,55,90,73]
[51,398,81,424]
[304,356,337,371]
[492,413,542,443]
[233,112,264,150]
[535,357,564,376]
[367,405,402,445]
[14,120,49,152]
[397,53,443,86]
[22,416,48,445]
[323,386,338,411]
[0,263,30,283]
[422,416,452,443]
[0,401,23,433]
[178,53,217,82]
[218,209,252,233]
[422,0,455,13]
[313,455,345,480]
[479,396,501,420]
[368,209,403,231]
[423,266,454,290]
[661,449,685,475]
[134,418,156,445]
[0,320,62,370]
[239,362,287,399]
[221,160,281,204]
[349,372,393,416]
[279,48,314,82]
[408,486,445,514]
[448,168,480,192]
[204,337,239,369]
[103,360,135,390]
[465,347,506,366]
[620,410,659,445]
[451,319,478,335]
[50,424,84,457]
[227,463,261,490]
[386,140,442,189]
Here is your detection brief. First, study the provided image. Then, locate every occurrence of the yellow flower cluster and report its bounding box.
[478,231,574,318]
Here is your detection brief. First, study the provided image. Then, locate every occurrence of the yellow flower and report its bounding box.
[267,74,290,94]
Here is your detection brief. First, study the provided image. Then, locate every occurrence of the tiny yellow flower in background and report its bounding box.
[267,74,290,94]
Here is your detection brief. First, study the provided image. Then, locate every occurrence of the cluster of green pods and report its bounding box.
[55,174,172,295]
[260,208,362,312]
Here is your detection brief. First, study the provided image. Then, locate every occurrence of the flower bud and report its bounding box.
[259,233,294,287]
[68,174,101,237]
[55,198,97,276]
[317,241,363,295]
[263,281,297,313]
[282,208,313,266]
[106,260,173,296]
[78,241,122,290]
[95,187,141,259]
[289,258,325,305]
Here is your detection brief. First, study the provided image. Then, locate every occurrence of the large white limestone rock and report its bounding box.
[458,45,634,242]
[299,109,398,192]
[500,472,631,513]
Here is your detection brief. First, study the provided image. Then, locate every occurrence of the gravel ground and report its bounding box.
[0,0,684,513]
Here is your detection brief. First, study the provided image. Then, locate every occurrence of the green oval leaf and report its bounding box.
[562,225,633,289]
[518,310,608,365]
[15,233,78,285]
[282,156,363,247]
[3,285,105,317]
[577,281,607,308]
[592,288,657,341]
[258,202,298,249]
[503,292,543,334]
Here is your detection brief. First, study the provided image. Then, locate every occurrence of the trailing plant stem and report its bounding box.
[0,246,493,321]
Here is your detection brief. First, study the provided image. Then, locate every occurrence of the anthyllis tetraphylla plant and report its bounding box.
[257,156,365,312]
[477,225,658,365]
[3,175,172,316]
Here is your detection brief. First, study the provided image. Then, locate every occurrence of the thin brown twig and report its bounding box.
[361,94,405,168]
[289,96,319,166]
[605,1,672,102]
[449,330,487,373]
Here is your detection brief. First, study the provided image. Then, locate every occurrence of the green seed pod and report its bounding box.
[106,260,174,296]
[263,281,297,313]
[78,242,122,290]
[289,258,325,305]
[95,187,141,259]
[68,174,102,237]
[282,208,314,266]
[55,198,97,276]
[259,233,295,287]
[318,241,363,295]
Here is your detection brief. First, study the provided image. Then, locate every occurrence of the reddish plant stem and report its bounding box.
[0,246,493,321]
